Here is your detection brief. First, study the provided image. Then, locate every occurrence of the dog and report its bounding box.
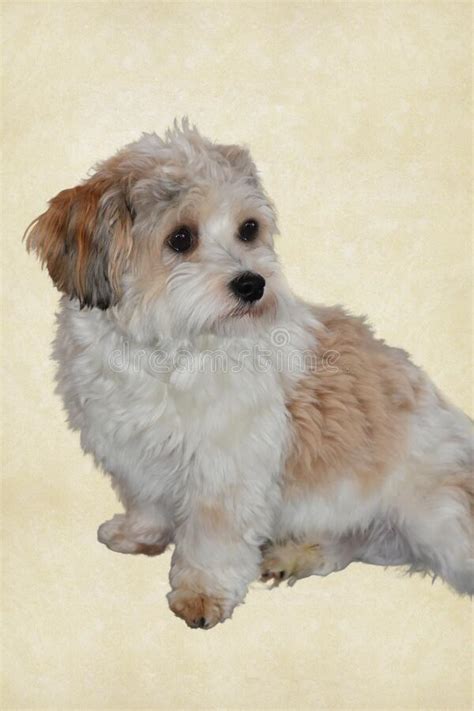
[25,120,473,628]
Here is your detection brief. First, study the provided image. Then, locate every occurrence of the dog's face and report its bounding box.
[26,122,289,340]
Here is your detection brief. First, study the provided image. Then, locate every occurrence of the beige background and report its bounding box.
[2,1,472,709]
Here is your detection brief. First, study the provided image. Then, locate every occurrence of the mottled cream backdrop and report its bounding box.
[2,1,472,709]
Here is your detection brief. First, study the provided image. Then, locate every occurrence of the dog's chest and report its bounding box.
[158,348,291,482]
[56,307,292,493]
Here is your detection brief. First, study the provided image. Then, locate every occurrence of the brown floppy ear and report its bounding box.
[25,173,133,310]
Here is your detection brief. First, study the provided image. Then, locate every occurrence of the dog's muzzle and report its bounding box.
[229,271,266,303]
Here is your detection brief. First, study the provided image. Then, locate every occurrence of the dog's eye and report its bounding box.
[167,227,195,253]
[238,219,259,242]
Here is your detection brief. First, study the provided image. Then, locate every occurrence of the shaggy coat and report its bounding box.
[26,122,473,628]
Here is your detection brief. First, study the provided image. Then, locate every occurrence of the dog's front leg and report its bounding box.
[167,502,261,629]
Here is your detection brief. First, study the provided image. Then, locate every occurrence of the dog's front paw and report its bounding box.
[167,589,229,629]
[97,514,169,556]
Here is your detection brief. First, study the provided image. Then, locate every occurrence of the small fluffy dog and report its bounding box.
[26,121,473,628]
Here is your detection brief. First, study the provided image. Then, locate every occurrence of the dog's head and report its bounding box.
[26,121,289,339]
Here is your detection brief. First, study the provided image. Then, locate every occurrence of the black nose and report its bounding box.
[230,272,266,303]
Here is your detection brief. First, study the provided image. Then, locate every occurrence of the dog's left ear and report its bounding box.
[25,167,134,310]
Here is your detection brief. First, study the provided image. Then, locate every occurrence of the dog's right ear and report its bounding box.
[25,171,134,310]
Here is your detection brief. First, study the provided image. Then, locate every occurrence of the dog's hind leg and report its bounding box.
[399,469,474,595]
[260,523,415,585]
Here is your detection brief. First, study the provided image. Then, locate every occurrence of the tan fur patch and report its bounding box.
[284,305,422,493]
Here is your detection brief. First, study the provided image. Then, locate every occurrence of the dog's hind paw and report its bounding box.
[260,541,324,586]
